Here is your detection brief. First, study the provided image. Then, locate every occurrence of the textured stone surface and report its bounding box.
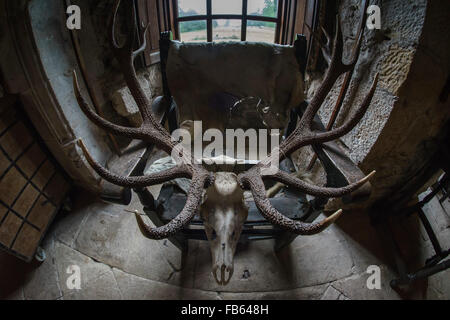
[73,199,185,286]
[427,268,450,300]
[220,284,327,300]
[113,268,218,300]
[63,272,122,300]
[280,222,354,288]
[379,46,415,95]
[193,240,292,292]
[331,265,401,300]
[303,0,450,211]
[309,0,427,170]
[421,192,450,233]
[111,66,163,127]
[22,239,61,300]
[48,193,104,247]
[320,285,349,300]
[333,211,389,274]
[54,241,113,297]
[2,0,450,300]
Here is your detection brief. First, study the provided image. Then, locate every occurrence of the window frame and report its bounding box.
[136,0,320,66]
[175,0,280,43]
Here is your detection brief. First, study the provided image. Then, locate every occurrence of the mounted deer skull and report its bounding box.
[73,0,376,285]
[200,172,249,285]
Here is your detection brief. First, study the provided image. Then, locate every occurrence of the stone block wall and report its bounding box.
[299,0,450,209]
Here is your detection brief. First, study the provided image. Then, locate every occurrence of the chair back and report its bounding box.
[162,38,307,133]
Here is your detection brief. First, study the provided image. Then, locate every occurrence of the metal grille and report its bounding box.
[0,107,71,261]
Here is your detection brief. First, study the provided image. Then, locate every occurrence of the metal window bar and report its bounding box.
[175,0,280,42]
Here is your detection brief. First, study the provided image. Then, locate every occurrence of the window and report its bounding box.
[136,0,321,66]
[176,0,280,43]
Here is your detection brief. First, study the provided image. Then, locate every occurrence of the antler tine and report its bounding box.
[109,0,122,50]
[314,73,379,144]
[133,24,150,59]
[300,18,348,128]
[109,0,150,59]
[72,1,215,241]
[347,0,370,68]
[243,175,344,235]
[78,140,192,188]
[135,172,211,239]
[301,8,368,130]
[73,71,141,138]
[238,5,377,235]
[304,23,332,66]
[79,134,212,239]
[76,74,179,158]
[321,26,331,50]
[74,70,175,153]
[320,26,332,66]
[109,0,138,56]
[109,0,155,123]
[270,169,376,198]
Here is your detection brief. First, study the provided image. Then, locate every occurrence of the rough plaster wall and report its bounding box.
[298,0,450,207]
[111,66,163,127]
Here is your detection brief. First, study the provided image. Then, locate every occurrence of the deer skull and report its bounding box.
[200,172,248,285]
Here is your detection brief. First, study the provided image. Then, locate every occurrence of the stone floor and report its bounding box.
[0,187,449,300]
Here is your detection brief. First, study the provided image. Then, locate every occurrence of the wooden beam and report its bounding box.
[206,0,212,42]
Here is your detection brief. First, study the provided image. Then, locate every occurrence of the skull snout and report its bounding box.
[201,172,248,286]
[211,239,235,286]
[212,263,234,286]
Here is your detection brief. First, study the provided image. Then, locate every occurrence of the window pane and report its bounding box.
[248,0,278,17]
[179,20,207,42]
[213,19,241,42]
[178,0,206,17]
[212,0,242,15]
[246,21,276,42]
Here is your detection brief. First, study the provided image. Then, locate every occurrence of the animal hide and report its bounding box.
[166,41,305,132]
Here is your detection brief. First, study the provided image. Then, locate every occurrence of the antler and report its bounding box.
[74,0,376,239]
[73,0,213,239]
[238,16,378,235]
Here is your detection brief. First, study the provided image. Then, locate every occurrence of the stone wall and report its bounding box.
[0,0,163,193]
[0,94,71,261]
[72,0,163,129]
[300,0,450,209]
